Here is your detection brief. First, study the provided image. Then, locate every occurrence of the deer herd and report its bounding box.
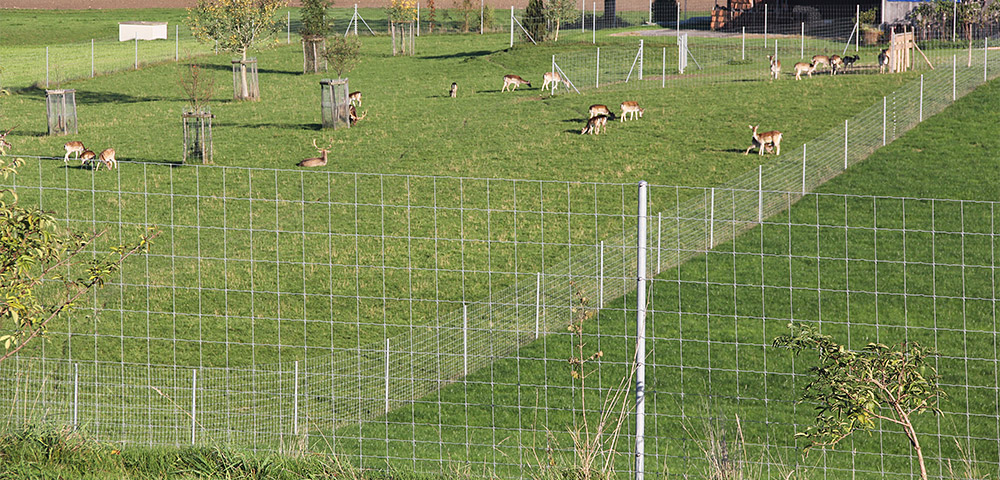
[63,141,117,171]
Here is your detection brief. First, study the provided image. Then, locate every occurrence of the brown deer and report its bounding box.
[297,139,334,167]
[793,62,816,80]
[768,55,781,80]
[812,55,831,71]
[501,75,531,92]
[878,49,890,74]
[581,114,608,135]
[542,72,562,91]
[830,55,844,75]
[64,141,86,163]
[745,125,782,156]
[80,149,97,167]
[588,104,612,119]
[450,82,458,98]
[97,148,117,170]
[620,101,644,122]
[349,105,367,126]
[349,91,362,106]
[0,126,13,155]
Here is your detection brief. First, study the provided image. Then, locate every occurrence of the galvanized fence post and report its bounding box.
[844,120,848,170]
[757,165,763,222]
[295,360,301,434]
[882,96,887,146]
[462,305,469,375]
[535,273,541,338]
[801,144,807,195]
[73,363,79,430]
[634,181,648,480]
[191,369,197,445]
[919,74,924,121]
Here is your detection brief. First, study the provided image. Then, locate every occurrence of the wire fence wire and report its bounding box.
[1,24,999,480]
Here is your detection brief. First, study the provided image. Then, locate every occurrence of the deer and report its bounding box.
[588,104,612,120]
[842,55,860,69]
[542,72,562,91]
[80,149,97,167]
[878,49,890,74]
[830,55,844,75]
[297,139,334,167]
[349,104,367,126]
[64,141,86,163]
[450,82,458,98]
[793,62,816,80]
[745,125,782,156]
[581,114,608,135]
[620,101,644,122]
[0,126,13,155]
[811,55,831,71]
[97,148,117,170]
[768,55,781,80]
[501,74,531,92]
[349,91,362,106]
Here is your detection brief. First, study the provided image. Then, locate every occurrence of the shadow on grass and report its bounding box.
[421,50,494,60]
[13,85,169,104]
[200,63,298,76]
[214,122,323,131]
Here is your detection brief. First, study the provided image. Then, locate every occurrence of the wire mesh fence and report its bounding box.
[1,14,999,480]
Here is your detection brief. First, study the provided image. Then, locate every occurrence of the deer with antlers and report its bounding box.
[0,126,13,155]
[298,139,334,167]
[349,105,367,126]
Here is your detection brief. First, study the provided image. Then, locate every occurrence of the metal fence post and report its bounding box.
[657,212,662,272]
[919,74,924,121]
[551,55,556,95]
[757,165,763,222]
[855,4,860,52]
[634,181,648,480]
[800,22,804,59]
[73,363,79,430]
[175,25,179,61]
[742,27,745,60]
[985,37,989,82]
[763,4,768,48]
[882,96,887,146]
[801,144,807,195]
[709,187,715,248]
[510,6,514,47]
[662,47,666,88]
[294,360,301,434]
[287,11,291,43]
[953,54,957,101]
[639,40,644,80]
[597,47,601,87]
[135,37,138,70]
[599,242,604,306]
[593,2,596,44]
[384,341,390,413]
[191,369,197,445]
[535,273,541,338]
[463,305,469,375]
[417,3,420,35]
[844,120,849,170]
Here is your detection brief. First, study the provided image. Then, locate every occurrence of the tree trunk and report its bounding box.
[240,50,250,99]
[555,18,561,41]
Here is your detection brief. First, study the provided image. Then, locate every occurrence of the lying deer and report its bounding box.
[745,125,782,156]
[64,141,86,163]
[450,82,458,98]
[793,62,815,80]
[298,139,333,167]
[830,55,844,75]
[878,49,890,74]
[97,148,117,170]
[768,55,781,80]
[349,104,367,126]
[501,75,531,92]
[542,72,562,91]
[588,104,612,120]
[620,101,644,122]
[349,91,362,106]
[581,115,608,135]
[812,55,831,71]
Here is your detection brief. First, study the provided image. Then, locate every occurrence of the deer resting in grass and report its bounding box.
[620,101,644,122]
[793,62,816,80]
[581,115,608,135]
[64,141,86,163]
[768,55,781,80]
[298,139,334,167]
[97,148,117,170]
[501,75,531,92]
[745,125,782,156]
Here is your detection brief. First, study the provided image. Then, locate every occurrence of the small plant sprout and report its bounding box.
[773,323,946,480]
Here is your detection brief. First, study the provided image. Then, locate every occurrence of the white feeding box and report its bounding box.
[119,21,168,41]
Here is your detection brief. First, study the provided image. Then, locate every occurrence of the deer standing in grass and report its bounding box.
[450,82,458,98]
[349,91,362,106]
[97,148,117,170]
[620,101,644,122]
[501,75,531,92]
[542,72,562,91]
[298,139,334,167]
[80,150,96,167]
[768,55,781,80]
[581,115,608,135]
[64,141,86,163]
[878,49,890,74]
[349,105,367,126]
[0,127,13,155]
[588,104,612,120]
[830,55,844,75]
[812,55,831,71]
[793,62,816,80]
[745,125,782,156]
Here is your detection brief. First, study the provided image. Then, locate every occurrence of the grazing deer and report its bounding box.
[0,126,13,155]
[812,55,831,71]
[745,125,782,156]
[830,55,844,75]
[349,91,362,106]
[501,75,531,92]
[581,115,608,135]
[349,104,367,126]
[793,62,816,80]
[620,101,644,122]
[80,149,97,167]
[450,82,458,98]
[64,141,86,163]
[878,49,890,74]
[588,104,612,119]
[542,72,562,91]
[768,55,781,80]
[297,139,333,167]
[97,148,117,170]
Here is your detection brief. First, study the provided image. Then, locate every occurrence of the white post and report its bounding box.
[639,39,644,80]
[920,74,924,121]
[741,27,745,60]
[634,181,648,480]
[535,273,541,338]
[676,3,680,33]
[856,4,860,52]
[384,340,390,413]
[597,47,601,87]
[510,6,515,47]
[191,369,197,445]
[551,55,556,94]
[417,3,420,35]
[764,4,768,48]
[287,11,291,43]
[294,360,300,434]
[985,37,989,82]
[480,0,484,34]
[73,363,79,429]
[91,40,95,78]
[801,144,807,195]
[800,22,804,59]
[175,25,179,61]
[882,96,887,146]
[599,242,605,306]
[953,54,957,101]
[953,0,957,43]
[593,2,596,44]
[662,47,666,88]
[354,5,359,36]
[774,39,777,62]
[844,119,849,170]
[656,212,662,272]
[135,37,138,70]
[757,165,763,223]
[648,0,652,25]
[709,188,715,248]
[462,305,469,375]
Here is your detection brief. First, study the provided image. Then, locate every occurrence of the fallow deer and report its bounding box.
[97,148,117,170]
[80,149,97,167]
[588,104,612,119]
[64,141,86,163]
[812,55,831,71]
[843,55,860,69]
[768,55,781,80]
[793,62,815,80]
[542,72,562,91]
[501,75,531,92]
[620,101,644,122]
[745,125,782,156]
[349,104,367,126]
[878,49,890,74]
[450,82,458,98]
[0,126,13,155]
[581,115,608,135]
[298,139,334,167]
[830,55,844,75]
[349,91,362,106]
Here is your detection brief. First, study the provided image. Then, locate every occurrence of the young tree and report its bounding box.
[524,0,546,42]
[323,35,362,77]
[300,0,333,72]
[545,0,576,41]
[188,0,286,100]
[426,0,436,33]
[0,157,157,363]
[178,63,216,112]
[773,323,947,480]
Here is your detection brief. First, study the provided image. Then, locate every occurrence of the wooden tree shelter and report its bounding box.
[303,36,327,73]
[182,107,214,165]
[231,58,260,100]
[46,89,78,136]
[887,27,934,73]
[320,79,350,130]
